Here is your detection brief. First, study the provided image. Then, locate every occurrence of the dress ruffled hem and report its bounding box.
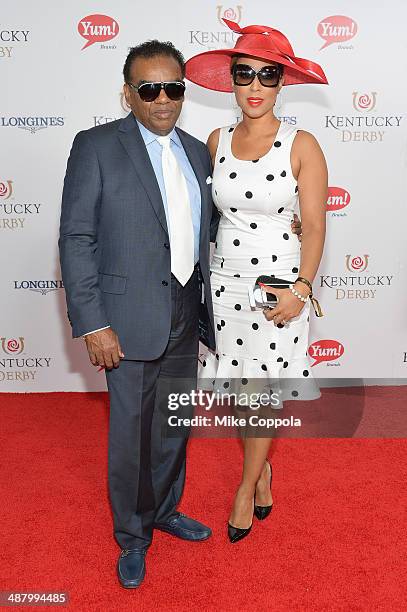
[198,349,321,407]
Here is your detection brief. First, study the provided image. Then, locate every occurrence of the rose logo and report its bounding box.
[345,254,369,272]
[0,180,13,199]
[352,92,377,112]
[1,337,25,355]
[217,5,242,25]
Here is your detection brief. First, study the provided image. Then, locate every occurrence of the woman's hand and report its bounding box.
[261,285,307,326]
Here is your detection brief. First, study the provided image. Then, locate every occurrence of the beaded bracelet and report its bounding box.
[291,286,308,303]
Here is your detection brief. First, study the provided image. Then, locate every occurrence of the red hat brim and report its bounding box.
[185,48,328,92]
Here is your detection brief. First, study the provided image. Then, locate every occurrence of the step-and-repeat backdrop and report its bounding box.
[1,1,407,392]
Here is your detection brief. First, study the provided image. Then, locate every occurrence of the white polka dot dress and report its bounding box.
[198,121,320,404]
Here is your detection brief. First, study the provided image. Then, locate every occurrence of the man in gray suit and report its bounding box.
[59,41,216,588]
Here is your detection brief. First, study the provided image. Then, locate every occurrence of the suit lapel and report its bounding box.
[175,127,209,251]
[118,113,168,235]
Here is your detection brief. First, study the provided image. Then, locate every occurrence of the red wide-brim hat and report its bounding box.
[185,19,328,92]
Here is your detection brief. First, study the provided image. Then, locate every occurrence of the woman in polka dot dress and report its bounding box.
[185,20,328,542]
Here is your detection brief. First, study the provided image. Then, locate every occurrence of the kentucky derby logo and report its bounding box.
[308,340,344,367]
[326,187,350,212]
[1,337,24,355]
[0,180,13,199]
[217,5,242,26]
[318,15,357,50]
[353,92,377,112]
[78,14,119,50]
[345,255,369,273]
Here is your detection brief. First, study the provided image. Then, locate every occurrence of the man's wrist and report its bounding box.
[82,325,110,338]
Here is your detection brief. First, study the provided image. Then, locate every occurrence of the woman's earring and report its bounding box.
[231,93,242,122]
[274,89,283,116]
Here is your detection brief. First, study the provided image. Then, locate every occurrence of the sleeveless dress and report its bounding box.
[198,121,320,405]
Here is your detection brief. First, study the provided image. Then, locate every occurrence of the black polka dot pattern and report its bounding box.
[202,123,315,402]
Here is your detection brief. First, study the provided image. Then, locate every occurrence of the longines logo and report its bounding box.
[0,337,52,382]
[326,186,350,217]
[0,29,30,60]
[317,15,357,50]
[309,339,345,367]
[320,255,394,300]
[13,280,64,295]
[325,92,402,143]
[0,116,64,133]
[78,14,119,50]
[188,5,241,47]
[0,179,43,231]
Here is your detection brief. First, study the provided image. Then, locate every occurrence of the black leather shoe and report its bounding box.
[227,521,252,543]
[254,460,273,520]
[154,512,212,541]
[117,548,146,588]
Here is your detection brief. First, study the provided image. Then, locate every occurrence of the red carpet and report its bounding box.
[1,391,406,611]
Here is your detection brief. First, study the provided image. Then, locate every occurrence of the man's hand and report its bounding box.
[291,213,302,241]
[84,328,124,369]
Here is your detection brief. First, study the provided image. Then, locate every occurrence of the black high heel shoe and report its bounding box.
[254,460,273,520]
[227,521,252,543]
[227,495,254,543]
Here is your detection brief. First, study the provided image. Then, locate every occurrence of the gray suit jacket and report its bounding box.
[59,112,217,360]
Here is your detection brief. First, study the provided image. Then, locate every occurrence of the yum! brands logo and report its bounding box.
[326,186,350,217]
[320,255,394,301]
[78,15,119,50]
[325,92,402,143]
[188,5,241,47]
[308,340,344,367]
[317,15,357,50]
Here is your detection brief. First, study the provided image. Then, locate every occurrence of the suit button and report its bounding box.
[162,280,168,286]
[164,243,170,249]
